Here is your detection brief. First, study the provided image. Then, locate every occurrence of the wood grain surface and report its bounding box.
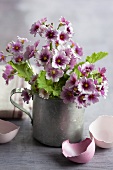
[0,0,113,169]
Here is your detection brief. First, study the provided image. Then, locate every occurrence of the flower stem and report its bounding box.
[50,42,52,51]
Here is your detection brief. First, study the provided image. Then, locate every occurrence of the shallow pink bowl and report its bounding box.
[62,138,95,163]
[89,115,113,148]
[0,119,20,144]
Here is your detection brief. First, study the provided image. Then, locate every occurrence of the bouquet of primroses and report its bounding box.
[0,17,108,108]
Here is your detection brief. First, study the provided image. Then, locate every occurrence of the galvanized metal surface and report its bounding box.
[33,94,84,147]
[10,88,84,147]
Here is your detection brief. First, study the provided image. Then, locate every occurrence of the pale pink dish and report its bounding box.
[0,119,20,144]
[62,138,95,163]
[89,115,113,148]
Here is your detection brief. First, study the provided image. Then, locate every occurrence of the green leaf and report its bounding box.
[86,52,108,63]
[98,77,103,83]
[37,71,61,97]
[37,71,52,90]
[73,62,84,78]
[9,61,33,81]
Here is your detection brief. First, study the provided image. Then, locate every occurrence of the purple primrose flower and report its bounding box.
[78,78,95,93]
[58,31,69,43]
[65,73,77,88]
[88,93,100,104]
[75,45,83,56]
[45,28,58,42]
[78,62,95,76]
[24,45,35,59]
[2,65,15,84]
[76,94,87,108]
[52,50,70,69]
[21,88,32,104]
[11,41,23,54]
[0,52,6,62]
[99,81,108,98]
[13,53,24,63]
[39,89,49,99]
[30,21,41,36]
[17,36,29,44]
[59,16,70,25]
[46,65,64,82]
[60,87,75,104]
[98,67,107,81]
[38,47,52,66]
[68,55,77,69]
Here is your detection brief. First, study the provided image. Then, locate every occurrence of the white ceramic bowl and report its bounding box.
[89,115,113,148]
[0,119,20,144]
[62,138,95,163]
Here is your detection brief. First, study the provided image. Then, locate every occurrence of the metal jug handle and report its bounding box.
[10,88,33,124]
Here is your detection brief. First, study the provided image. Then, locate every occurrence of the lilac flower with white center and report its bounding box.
[65,73,77,88]
[17,36,29,44]
[98,67,107,81]
[78,62,95,76]
[38,25,47,37]
[21,88,32,104]
[68,55,77,69]
[45,28,58,42]
[11,41,23,54]
[39,89,49,99]
[75,45,83,56]
[30,21,41,36]
[58,31,69,44]
[6,43,12,53]
[88,93,100,104]
[24,45,35,59]
[76,94,88,108]
[65,48,73,57]
[46,65,64,82]
[31,18,47,37]
[59,16,70,25]
[65,25,74,37]
[72,85,80,95]
[2,65,15,84]
[13,53,24,63]
[99,67,106,75]
[0,52,6,62]
[99,81,108,98]
[38,47,52,66]
[78,77,95,93]
[60,87,75,104]
[52,50,70,69]
[40,17,47,24]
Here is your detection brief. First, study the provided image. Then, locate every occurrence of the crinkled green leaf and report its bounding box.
[9,61,33,81]
[86,52,108,63]
[73,62,84,78]
[37,70,61,97]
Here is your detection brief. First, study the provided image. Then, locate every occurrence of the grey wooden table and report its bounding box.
[0,114,113,170]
